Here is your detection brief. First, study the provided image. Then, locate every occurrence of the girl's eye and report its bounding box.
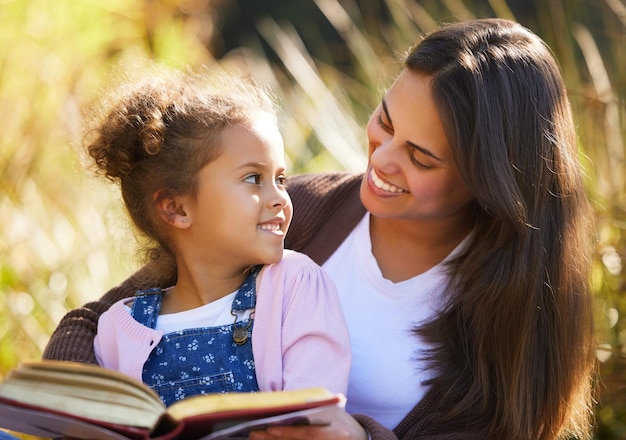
[244,174,261,185]
[276,176,287,187]
[408,150,434,170]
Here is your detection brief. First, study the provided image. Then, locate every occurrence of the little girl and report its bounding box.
[88,66,350,405]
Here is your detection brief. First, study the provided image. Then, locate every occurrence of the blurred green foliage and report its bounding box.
[0,0,624,438]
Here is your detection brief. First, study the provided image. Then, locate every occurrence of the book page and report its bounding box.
[166,387,338,421]
[0,362,164,429]
[16,361,162,403]
[11,364,162,408]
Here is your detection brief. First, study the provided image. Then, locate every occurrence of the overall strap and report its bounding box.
[130,288,164,329]
[231,265,262,312]
[231,265,262,345]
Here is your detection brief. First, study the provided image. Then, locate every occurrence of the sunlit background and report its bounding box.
[1,0,624,438]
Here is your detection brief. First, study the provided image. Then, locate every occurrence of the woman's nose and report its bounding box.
[370,138,403,174]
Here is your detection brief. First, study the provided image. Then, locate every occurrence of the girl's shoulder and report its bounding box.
[262,249,318,276]
[258,250,335,295]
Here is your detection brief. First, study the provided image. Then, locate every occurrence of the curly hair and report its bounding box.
[84,65,278,262]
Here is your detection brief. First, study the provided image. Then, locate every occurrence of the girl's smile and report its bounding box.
[257,217,286,234]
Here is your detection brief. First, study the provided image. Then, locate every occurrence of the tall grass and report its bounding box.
[0,0,624,438]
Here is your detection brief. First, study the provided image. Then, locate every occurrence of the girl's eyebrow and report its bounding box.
[381,97,443,163]
[236,161,267,170]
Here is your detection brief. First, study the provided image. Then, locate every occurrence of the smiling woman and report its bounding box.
[360,71,475,282]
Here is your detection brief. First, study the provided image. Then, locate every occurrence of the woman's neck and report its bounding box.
[369,214,473,283]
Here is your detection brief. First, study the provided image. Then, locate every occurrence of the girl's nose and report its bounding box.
[267,182,290,208]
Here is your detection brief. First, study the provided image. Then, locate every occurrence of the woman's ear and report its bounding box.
[154,190,191,229]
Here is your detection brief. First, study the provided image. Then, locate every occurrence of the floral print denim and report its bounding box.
[131,266,262,406]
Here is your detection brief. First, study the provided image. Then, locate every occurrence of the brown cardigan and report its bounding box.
[42,172,483,440]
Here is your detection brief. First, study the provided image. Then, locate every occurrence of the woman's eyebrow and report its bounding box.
[381,97,443,163]
[407,141,443,162]
[381,98,393,125]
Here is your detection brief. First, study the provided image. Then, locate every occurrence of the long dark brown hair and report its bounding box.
[408,19,596,439]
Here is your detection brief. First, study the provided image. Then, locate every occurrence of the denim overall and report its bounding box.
[130,266,261,406]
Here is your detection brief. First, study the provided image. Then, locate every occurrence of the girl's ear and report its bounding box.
[154,190,191,229]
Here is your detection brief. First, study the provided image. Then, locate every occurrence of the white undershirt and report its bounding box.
[323,213,460,429]
[125,290,238,334]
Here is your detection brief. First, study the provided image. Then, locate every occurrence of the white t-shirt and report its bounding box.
[323,213,462,429]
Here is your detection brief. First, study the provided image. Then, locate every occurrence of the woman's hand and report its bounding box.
[248,407,368,440]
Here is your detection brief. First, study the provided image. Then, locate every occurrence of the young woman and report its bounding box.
[74,68,350,405]
[44,18,596,439]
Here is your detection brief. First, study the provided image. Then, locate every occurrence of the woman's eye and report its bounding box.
[244,174,261,185]
[408,150,434,170]
[377,113,393,133]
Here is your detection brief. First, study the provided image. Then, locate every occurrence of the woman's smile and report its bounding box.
[369,168,408,194]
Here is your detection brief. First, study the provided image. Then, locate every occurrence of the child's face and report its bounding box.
[185,113,292,269]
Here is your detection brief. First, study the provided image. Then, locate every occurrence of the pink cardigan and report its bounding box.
[94,250,351,395]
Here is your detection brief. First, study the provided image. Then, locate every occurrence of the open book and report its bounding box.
[0,361,345,440]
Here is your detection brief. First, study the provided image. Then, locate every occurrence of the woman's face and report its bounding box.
[360,70,475,222]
